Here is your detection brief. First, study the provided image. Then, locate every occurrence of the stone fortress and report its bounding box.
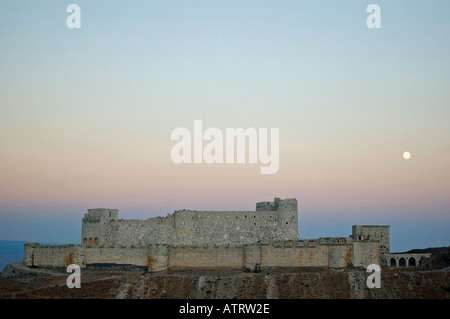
[23,198,430,271]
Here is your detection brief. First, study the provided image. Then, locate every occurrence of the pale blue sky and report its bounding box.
[0,1,449,252]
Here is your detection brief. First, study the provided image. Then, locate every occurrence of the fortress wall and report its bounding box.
[168,245,244,269]
[23,244,33,266]
[261,242,353,267]
[352,241,381,267]
[165,242,356,270]
[261,244,330,267]
[148,245,169,272]
[84,246,148,266]
[173,210,281,244]
[328,245,353,268]
[104,216,176,246]
[243,245,262,269]
[23,241,377,271]
[24,244,86,267]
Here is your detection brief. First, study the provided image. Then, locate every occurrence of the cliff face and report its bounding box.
[114,269,450,299]
[0,264,449,299]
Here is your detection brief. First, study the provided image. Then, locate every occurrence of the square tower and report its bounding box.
[81,208,118,246]
[352,225,390,255]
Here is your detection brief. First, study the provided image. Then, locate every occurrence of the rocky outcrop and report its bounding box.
[1,263,449,299]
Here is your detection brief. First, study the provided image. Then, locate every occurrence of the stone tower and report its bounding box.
[256,197,299,241]
[81,208,118,246]
[352,225,390,255]
[275,198,299,240]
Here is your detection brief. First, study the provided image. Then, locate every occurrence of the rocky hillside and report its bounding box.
[1,263,449,299]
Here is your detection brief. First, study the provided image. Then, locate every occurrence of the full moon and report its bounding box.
[403,151,411,160]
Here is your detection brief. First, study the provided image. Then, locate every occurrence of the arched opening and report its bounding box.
[409,257,416,267]
[399,257,406,267]
[89,238,93,245]
[390,258,397,267]
[83,238,87,244]
[94,238,99,245]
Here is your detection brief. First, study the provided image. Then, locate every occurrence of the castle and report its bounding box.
[23,198,429,271]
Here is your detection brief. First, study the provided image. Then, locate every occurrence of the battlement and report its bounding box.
[256,197,297,211]
[185,198,295,244]
[83,208,118,220]
[256,201,277,211]
[22,198,398,272]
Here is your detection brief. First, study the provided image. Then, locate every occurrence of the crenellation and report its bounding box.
[22,197,430,271]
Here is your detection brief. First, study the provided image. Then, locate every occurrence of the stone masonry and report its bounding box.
[23,197,430,271]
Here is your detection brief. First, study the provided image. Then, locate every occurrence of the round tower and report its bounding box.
[276,198,299,240]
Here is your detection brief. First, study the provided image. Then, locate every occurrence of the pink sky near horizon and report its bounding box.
[1,130,448,221]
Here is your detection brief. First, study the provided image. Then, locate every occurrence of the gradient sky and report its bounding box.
[0,1,449,252]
